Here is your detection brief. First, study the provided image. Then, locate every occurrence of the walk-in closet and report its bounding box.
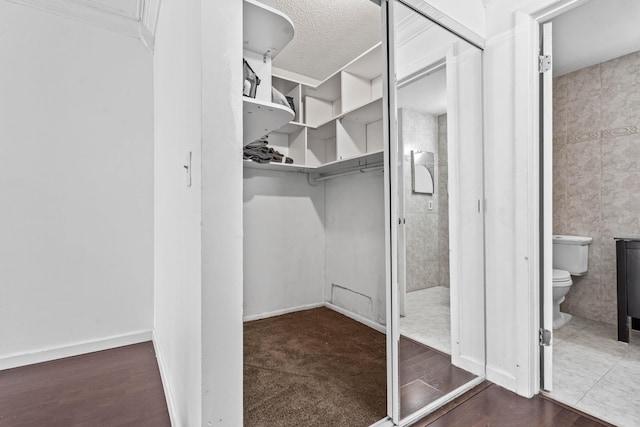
[242,0,487,425]
[242,0,387,425]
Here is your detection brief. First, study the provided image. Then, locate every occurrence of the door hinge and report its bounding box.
[539,55,551,73]
[539,328,551,346]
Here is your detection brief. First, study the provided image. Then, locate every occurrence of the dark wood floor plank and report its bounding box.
[401,380,445,417]
[409,381,493,426]
[399,336,478,417]
[411,383,614,427]
[0,342,170,427]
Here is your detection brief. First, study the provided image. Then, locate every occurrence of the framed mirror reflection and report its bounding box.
[387,0,486,423]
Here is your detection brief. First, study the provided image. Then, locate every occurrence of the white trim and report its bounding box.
[369,417,396,427]
[528,0,590,21]
[383,0,400,421]
[142,0,162,35]
[152,331,178,427]
[486,365,518,393]
[513,10,540,399]
[455,354,485,378]
[0,330,152,371]
[512,0,589,399]
[242,302,387,334]
[324,302,387,334]
[540,20,554,393]
[397,0,485,49]
[242,303,325,322]
[6,0,161,51]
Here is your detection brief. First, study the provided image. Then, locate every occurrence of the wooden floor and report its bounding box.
[0,335,614,427]
[0,342,170,426]
[412,382,614,427]
[400,336,476,418]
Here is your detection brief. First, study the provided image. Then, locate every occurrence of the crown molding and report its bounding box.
[6,0,161,51]
[395,10,436,48]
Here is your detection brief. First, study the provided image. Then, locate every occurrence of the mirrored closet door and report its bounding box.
[385,1,486,423]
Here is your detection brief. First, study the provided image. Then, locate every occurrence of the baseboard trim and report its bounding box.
[455,354,485,377]
[324,302,386,334]
[370,417,395,427]
[242,302,387,334]
[0,330,153,371]
[486,365,518,392]
[243,303,325,322]
[152,331,178,427]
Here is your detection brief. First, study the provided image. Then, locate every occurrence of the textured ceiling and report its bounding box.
[551,0,640,76]
[272,0,381,82]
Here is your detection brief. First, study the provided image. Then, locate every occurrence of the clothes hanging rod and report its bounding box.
[312,163,384,182]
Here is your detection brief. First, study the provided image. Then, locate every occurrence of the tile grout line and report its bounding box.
[574,356,622,406]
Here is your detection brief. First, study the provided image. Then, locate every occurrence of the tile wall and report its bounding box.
[399,108,449,291]
[437,114,449,288]
[553,50,640,325]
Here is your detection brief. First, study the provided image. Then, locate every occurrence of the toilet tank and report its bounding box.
[553,235,592,276]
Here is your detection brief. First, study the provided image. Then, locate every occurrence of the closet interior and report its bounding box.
[242,0,387,425]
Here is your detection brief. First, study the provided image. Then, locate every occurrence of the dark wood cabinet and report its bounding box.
[615,237,640,342]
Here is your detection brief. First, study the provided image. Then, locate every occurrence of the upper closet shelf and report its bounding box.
[244,150,384,175]
[243,98,295,145]
[243,0,294,60]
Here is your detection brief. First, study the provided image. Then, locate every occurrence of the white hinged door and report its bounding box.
[540,21,554,392]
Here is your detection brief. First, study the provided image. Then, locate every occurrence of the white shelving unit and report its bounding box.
[242,0,295,145]
[245,43,384,172]
[243,149,384,176]
[243,98,295,145]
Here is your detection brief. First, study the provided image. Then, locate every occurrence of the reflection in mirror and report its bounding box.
[393,0,485,421]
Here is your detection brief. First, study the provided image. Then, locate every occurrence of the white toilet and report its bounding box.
[552,235,592,329]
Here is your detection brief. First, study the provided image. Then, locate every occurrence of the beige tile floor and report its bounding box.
[400,286,451,355]
[400,289,640,426]
[547,315,640,426]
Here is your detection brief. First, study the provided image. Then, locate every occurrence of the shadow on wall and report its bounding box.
[553,50,640,325]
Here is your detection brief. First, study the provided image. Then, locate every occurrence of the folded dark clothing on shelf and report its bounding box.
[244,140,293,164]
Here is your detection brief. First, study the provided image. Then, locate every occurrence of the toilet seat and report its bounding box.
[552,269,572,287]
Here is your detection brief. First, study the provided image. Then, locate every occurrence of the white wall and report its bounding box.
[154,1,242,427]
[243,170,325,319]
[0,1,153,368]
[325,172,386,326]
[153,0,203,424]
[154,0,244,424]
[201,0,244,423]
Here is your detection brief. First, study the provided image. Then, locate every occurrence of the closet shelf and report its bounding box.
[275,121,310,134]
[243,97,295,145]
[243,0,294,60]
[314,97,383,129]
[316,150,383,176]
[243,161,311,173]
[243,150,384,175]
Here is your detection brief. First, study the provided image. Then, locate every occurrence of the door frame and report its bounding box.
[382,0,400,422]
[385,0,487,425]
[513,0,590,396]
